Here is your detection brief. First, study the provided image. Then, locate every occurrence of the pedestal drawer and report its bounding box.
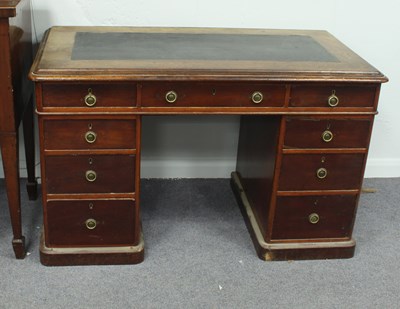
[41,83,137,108]
[289,84,376,108]
[43,119,136,150]
[271,195,357,240]
[45,199,136,246]
[141,82,286,107]
[279,153,365,191]
[284,117,372,149]
[45,154,135,194]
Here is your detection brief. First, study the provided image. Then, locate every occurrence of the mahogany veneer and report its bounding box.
[43,118,137,150]
[45,154,136,194]
[42,83,137,108]
[289,84,377,108]
[29,27,387,265]
[284,117,372,149]
[46,199,137,246]
[272,195,357,240]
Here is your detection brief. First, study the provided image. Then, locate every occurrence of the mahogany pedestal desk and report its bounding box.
[0,0,37,259]
[29,27,387,266]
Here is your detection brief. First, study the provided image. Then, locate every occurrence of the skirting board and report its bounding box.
[364,158,400,178]
[140,158,237,178]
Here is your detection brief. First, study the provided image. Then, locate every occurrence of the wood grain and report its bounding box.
[31,26,387,264]
[45,154,135,194]
[45,199,136,247]
[284,116,372,149]
[272,195,357,240]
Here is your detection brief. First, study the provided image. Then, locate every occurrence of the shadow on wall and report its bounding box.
[141,115,241,178]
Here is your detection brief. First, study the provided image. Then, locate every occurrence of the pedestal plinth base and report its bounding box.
[39,229,144,266]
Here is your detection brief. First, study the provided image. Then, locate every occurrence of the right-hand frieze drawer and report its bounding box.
[284,117,372,149]
[289,84,377,108]
[45,154,135,194]
[43,119,136,151]
[278,153,365,191]
[141,82,286,107]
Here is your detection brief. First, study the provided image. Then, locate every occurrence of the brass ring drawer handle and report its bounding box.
[309,213,320,224]
[251,91,263,104]
[84,88,97,107]
[85,218,97,230]
[85,131,97,143]
[316,167,327,179]
[85,170,97,182]
[165,90,178,103]
[322,130,333,142]
[327,93,339,107]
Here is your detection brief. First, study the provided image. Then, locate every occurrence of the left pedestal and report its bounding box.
[35,80,142,266]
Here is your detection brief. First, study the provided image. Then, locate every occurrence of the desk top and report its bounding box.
[0,0,20,17]
[30,26,387,83]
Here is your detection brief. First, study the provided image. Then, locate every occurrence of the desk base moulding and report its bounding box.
[39,229,144,266]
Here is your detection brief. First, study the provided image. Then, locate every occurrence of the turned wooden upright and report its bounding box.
[0,0,37,259]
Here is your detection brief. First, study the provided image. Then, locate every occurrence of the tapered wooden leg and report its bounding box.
[0,133,25,259]
[22,97,38,200]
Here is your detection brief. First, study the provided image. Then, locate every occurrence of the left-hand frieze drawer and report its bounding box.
[45,154,135,194]
[45,199,137,247]
[41,83,137,108]
[43,119,136,150]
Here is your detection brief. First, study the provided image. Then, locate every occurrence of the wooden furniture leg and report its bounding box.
[0,133,25,259]
[22,95,38,200]
[0,0,35,259]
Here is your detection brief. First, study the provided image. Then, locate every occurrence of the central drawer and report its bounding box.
[141,82,286,107]
[279,153,365,191]
[45,199,136,246]
[45,154,135,194]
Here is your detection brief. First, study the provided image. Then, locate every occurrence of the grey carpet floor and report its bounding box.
[0,178,399,308]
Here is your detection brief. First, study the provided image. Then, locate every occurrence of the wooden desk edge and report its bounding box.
[28,27,388,84]
[0,0,19,18]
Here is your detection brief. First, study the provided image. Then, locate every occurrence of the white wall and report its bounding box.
[10,0,399,179]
